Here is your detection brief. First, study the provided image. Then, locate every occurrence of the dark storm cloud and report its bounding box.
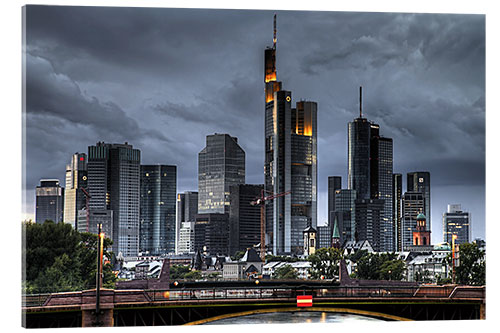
[23,6,485,240]
[26,53,169,143]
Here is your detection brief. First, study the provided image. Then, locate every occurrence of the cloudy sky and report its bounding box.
[23,5,485,243]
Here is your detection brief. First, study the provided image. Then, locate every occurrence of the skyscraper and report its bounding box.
[347,87,393,252]
[264,15,318,255]
[334,189,357,245]
[407,171,431,231]
[401,191,425,250]
[87,142,141,257]
[443,204,470,245]
[328,176,342,227]
[35,179,64,223]
[194,213,229,256]
[140,165,177,255]
[355,198,384,252]
[228,184,263,255]
[175,191,198,254]
[393,173,403,251]
[377,137,394,251]
[63,153,87,229]
[198,134,245,214]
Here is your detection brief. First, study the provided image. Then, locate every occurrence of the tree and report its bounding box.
[231,250,246,261]
[23,221,116,293]
[23,220,80,283]
[274,264,298,279]
[78,232,115,290]
[354,252,405,281]
[169,265,202,280]
[307,247,343,279]
[169,265,191,279]
[447,243,485,285]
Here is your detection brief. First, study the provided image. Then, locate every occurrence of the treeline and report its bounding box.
[22,221,116,294]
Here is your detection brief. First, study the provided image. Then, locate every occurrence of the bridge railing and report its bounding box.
[22,294,51,307]
[144,286,425,302]
[23,285,484,307]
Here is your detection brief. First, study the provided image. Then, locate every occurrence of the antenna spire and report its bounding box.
[273,14,277,49]
[359,86,363,118]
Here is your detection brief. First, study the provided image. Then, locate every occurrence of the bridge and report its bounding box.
[22,282,485,327]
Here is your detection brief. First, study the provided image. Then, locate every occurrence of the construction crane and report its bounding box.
[250,189,291,261]
[80,187,91,232]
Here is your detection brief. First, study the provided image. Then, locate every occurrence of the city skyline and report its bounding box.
[24,7,485,244]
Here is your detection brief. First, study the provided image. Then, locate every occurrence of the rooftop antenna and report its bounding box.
[273,14,277,49]
[359,86,363,118]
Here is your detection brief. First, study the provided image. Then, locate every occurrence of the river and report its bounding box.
[203,311,383,325]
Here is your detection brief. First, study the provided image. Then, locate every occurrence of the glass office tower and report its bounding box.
[35,179,64,224]
[63,153,87,229]
[393,173,403,251]
[328,176,342,227]
[175,191,198,254]
[401,191,425,250]
[87,142,141,257]
[198,134,245,214]
[443,204,470,245]
[140,165,177,255]
[347,88,393,252]
[407,171,431,232]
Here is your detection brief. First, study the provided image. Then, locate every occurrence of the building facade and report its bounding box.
[139,165,177,256]
[194,213,230,256]
[35,179,64,224]
[198,134,245,214]
[407,172,431,231]
[63,153,87,228]
[354,198,384,252]
[77,209,113,238]
[175,191,198,254]
[334,189,357,245]
[228,184,263,256]
[401,191,425,250]
[87,142,141,257]
[328,176,342,227]
[443,204,470,245]
[317,224,332,249]
[264,16,317,255]
[177,221,195,255]
[393,173,403,251]
[347,88,393,252]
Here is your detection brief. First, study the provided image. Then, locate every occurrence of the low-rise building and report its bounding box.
[404,244,451,283]
[222,248,262,280]
[262,261,311,280]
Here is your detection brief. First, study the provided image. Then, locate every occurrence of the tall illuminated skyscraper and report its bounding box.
[63,153,87,229]
[87,142,141,257]
[198,133,245,214]
[264,15,317,255]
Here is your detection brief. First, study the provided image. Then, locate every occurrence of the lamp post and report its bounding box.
[96,224,104,316]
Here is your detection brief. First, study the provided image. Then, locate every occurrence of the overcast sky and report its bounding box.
[23,5,485,243]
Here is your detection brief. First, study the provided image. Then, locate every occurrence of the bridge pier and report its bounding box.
[480,303,486,319]
[82,304,114,327]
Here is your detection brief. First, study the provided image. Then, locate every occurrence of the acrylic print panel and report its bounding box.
[22,4,485,328]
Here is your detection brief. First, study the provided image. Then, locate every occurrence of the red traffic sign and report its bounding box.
[296,295,313,307]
